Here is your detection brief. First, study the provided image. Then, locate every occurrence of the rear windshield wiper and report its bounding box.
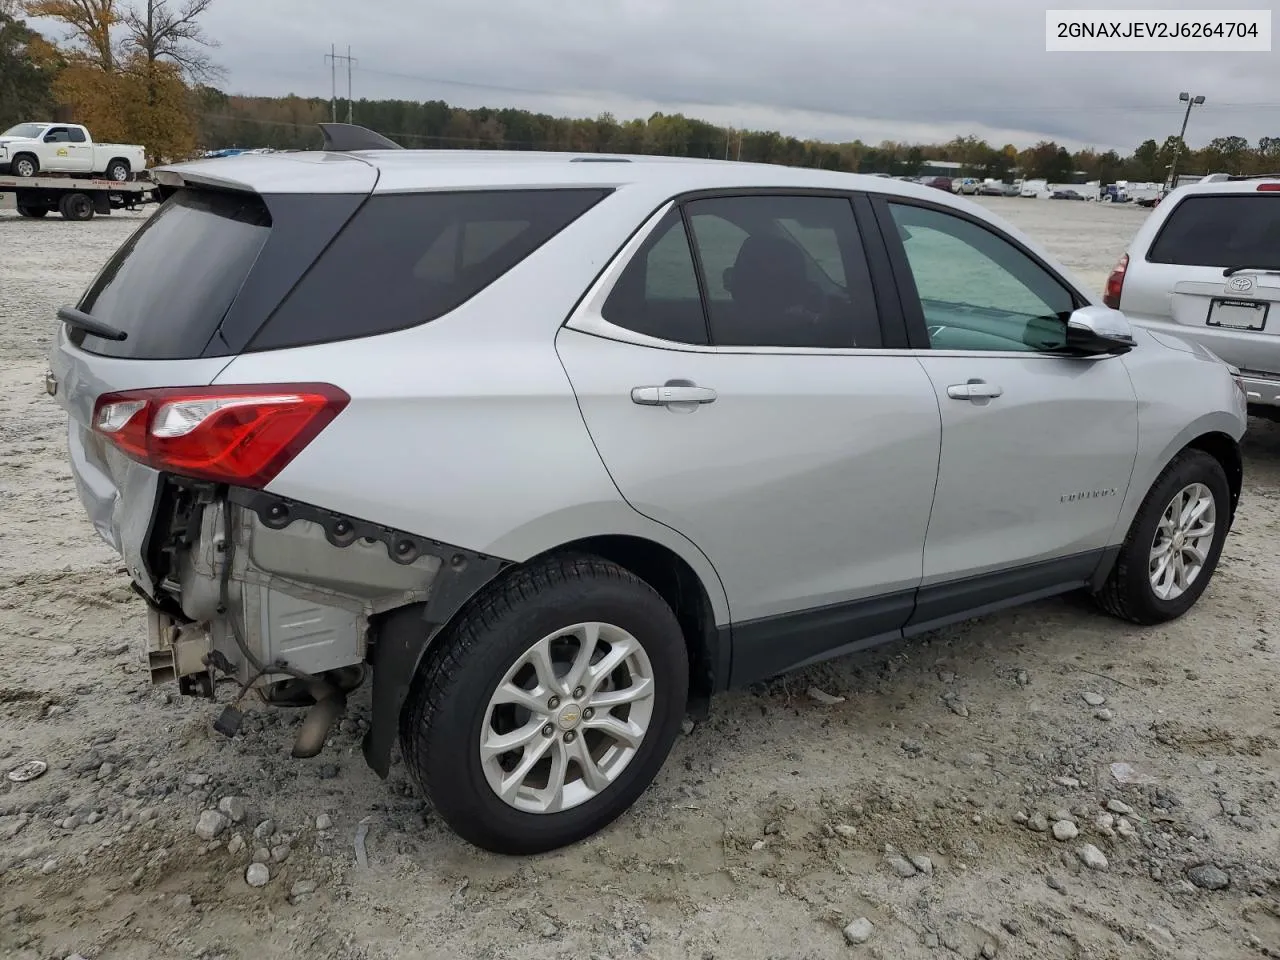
[1222,265,1280,277]
[57,305,127,342]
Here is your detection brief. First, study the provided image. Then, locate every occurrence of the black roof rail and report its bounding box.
[318,122,403,151]
[570,156,631,163]
[1228,172,1280,181]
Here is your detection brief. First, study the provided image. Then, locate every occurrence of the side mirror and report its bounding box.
[1065,304,1136,356]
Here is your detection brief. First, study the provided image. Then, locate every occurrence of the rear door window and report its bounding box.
[1148,194,1280,268]
[684,195,881,349]
[72,189,272,359]
[249,189,610,351]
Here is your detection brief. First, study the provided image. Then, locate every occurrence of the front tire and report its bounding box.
[400,554,689,854]
[15,204,48,218]
[1094,449,1230,624]
[11,154,37,177]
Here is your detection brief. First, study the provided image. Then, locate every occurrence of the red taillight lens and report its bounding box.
[1258,182,1280,191]
[92,384,349,487]
[1103,253,1129,309]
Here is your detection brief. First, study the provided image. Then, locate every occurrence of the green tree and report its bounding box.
[0,7,58,129]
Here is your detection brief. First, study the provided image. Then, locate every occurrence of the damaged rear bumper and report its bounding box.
[138,480,510,774]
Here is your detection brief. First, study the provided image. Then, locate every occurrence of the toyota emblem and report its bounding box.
[1227,275,1255,293]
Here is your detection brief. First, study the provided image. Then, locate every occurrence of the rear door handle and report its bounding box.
[946,380,1003,401]
[631,384,718,406]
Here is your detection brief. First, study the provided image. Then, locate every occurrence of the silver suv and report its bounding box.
[1105,173,1280,418]
[48,124,1247,854]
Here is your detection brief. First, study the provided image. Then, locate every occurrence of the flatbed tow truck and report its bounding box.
[0,174,160,220]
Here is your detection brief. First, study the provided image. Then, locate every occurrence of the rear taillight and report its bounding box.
[1258,182,1280,191]
[93,383,349,487]
[1103,253,1129,309]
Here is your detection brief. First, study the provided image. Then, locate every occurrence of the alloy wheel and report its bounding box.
[1148,482,1216,601]
[479,621,655,814]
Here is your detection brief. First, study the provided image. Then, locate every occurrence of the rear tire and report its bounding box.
[400,554,688,854]
[105,159,130,182]
[1094,449,1230,625]
[59,192,94,221]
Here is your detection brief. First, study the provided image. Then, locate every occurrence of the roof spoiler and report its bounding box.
[318,122,403,151]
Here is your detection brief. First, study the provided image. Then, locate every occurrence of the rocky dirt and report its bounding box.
[2,197,1279,960]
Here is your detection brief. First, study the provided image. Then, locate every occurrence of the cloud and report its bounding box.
[30,0,1280,151]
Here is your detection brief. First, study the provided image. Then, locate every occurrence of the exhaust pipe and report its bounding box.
[291,684,348,759]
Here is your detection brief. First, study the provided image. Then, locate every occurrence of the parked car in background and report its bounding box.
[1020,178,1050,198]
[923,176,953,192]
[1051,189,1086,201]
[0,122,146,181]
[1105,172,1280,420]
[953,177,980,195]
[49,123,1247,855]
[976,180,1013,197]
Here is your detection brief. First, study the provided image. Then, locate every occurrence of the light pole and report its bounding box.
[1167,91,1205,189]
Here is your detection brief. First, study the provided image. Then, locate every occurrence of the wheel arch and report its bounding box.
[10,151,38,174]
[364,529,730,780]
[1184,430,1242,524]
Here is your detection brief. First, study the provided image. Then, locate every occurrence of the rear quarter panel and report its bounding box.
[212,183,733,624]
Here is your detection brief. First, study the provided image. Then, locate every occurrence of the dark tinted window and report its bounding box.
[44,127,70,142]
[250,189,609,351]
[685,195,880,348]
[72,189,271,359]
[600,208,709,345]
[889,202,1075,353]
[68,127,86,143]
[1148,194,1280,268]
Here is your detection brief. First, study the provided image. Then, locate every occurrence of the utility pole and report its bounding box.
[324,46,357,124]
[1167,91,1205,189]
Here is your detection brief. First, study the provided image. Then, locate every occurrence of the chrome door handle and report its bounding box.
[946,380,1003,400]
[631,384,718,406]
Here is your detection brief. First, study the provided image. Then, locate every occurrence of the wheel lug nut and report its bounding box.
[563,731,576,743]
[572,686,585,699]
[548,696,560,709]
[583,707,594,720]
[542,724,554,737]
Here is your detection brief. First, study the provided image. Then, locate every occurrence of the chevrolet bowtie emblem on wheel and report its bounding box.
[43,370,58,397]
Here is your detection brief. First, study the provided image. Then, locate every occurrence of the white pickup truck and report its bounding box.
[0,122,147,182]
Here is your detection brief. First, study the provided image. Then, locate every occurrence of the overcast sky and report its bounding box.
[29,0,1280,152]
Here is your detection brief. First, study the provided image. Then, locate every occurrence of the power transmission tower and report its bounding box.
[324,45,358,123]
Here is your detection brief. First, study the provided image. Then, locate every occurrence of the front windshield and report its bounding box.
[1,123,48,139]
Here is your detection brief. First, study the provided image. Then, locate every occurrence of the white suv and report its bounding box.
[1104,174,1280,418]
[48,124,1247,854]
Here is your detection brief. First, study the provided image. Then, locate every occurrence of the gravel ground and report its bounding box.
[2,196,1280,960]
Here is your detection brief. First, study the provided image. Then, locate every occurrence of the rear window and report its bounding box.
[247,188,610,351]
[71,190,271,359]
[1148,194,1280,268]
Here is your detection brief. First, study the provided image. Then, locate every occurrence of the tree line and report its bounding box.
[3,0,1279,183]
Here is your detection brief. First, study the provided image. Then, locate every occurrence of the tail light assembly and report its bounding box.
[92,383,349,488]
[1103,253,1129,309]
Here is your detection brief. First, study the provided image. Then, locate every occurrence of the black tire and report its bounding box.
[11,153,37,177]
[105,159,130,182]
[59,192,94,221]
[400,553,689,854]
[15,204,48,218]
[1094,449,1230,625]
